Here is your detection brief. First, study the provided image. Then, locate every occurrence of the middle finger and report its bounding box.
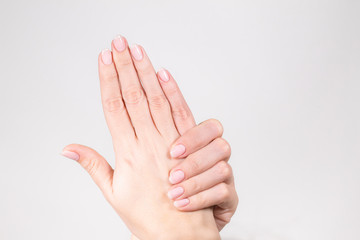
[111,36,155,137]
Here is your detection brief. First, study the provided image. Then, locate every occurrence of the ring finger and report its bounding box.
[169,137,231,184]
[167,161,233,200]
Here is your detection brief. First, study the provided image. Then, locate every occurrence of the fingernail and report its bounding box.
[101,49,112,65]
[61,150,79,161]
[170,144,186,158]
[167,187,184,200]
[169,170,185,184]
[174,198,190,208]
[130,44,143,61]
[113,35,126,52]
[158,68,170,82]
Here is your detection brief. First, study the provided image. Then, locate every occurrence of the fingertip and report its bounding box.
[169,170,185,184]
[100,49,113,65]
[173,198,190,208]
[112,35,127,52]
[158,68,170,82]
[204,118,224,137]
[170,144,186,158]
[61,150,80,161]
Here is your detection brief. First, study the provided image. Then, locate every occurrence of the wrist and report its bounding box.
[152,208,220,240]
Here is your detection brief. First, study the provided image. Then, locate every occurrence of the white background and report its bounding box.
[0,0,359,239]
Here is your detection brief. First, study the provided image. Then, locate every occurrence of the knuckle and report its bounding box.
[195,193,208,208]
[220,213,232,224]
[166,85,180,98]
[102,70,118,82]
[116,57,133,68]
[186,158,201,175]
[218,183,231,200]
[104,97,125,112]
[216,161,232,179]
[234,191,239,206]
[188,178,201,194]
[172,106,190,120]
[215,138,231,157]
[138,64,154,76]
[122,86,144,104]
[80,158,100,177]
[148,94,168,110]
[206,118,224,136]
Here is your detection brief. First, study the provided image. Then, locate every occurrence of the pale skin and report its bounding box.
[61,35,238,238]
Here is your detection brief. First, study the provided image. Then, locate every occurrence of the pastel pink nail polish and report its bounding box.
[130,44,143,61]
[167,187,184,200]
[174,198,190,208]
[61,150,80,161]
[158,68,170,82]
[170,144,186,158]
[113,35,126,52]
[101,49,112,65]
[169,170,185,184]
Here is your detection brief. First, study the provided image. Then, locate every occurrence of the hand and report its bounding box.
[167,120,238,231]
[155,70,238,231]
[62,36,220,240]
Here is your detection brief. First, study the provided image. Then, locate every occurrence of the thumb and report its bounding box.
[61,144,114,199]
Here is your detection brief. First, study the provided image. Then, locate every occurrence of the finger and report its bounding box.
[169,119,224,159]
[157,68,196,135]
[98,49,136,152]
[167,161,232,200]
[173,181,238,232]
[172,182,236,212]
[61,144,114,201]
[111,36,155,136]
[169,138,231,184]
[129,45,178,140]
[213,186,239,231]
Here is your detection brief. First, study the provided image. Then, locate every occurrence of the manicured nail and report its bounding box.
[61,150,80,161]
[169,170,185,184]
[158,68,170,82]
[101,49,112,65]
[113,35,126,52]
[170,144,186,158]
[174,198,190,208]
[130,44,143,61]
[167,187,184,200]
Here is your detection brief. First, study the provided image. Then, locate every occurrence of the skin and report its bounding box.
[167,120,238,231]
[62,35,237,238]
[157,71,238,230]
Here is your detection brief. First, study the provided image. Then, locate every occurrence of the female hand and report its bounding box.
[62,36,220,240]
[155,70,238,231]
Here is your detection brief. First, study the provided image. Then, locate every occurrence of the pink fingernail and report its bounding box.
[101,49,112,65]
[167,187,184,200]
[130,44,143,61]
[174,198,190,208]
[61,150,79,161]
[170,144,186,158]
[113,35,126,52]
[158,68,170,82]
[169,170,185,184]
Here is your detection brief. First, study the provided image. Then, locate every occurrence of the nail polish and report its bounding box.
[61,150,80,161]
[101,49,112,65]
[113,35,126,52]
[167,187,184,200]
[174,198,190,208]
[130,44,143,61]
[169,170,185,184]
[170,144,186,158]
[158,68,170,82]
